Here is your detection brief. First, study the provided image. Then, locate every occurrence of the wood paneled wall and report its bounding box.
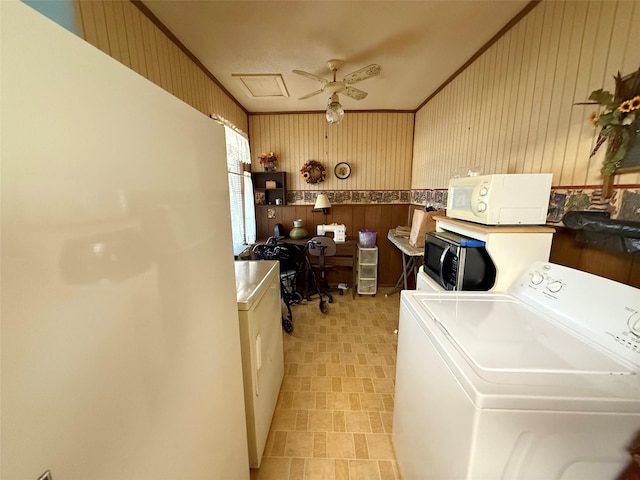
[412,0,640,190]
[255,204,411,286]
[72,0,640,289]
[74,0,248,132]
[249,112,414,192]
[258,204,640,290]
[550,227,640,288]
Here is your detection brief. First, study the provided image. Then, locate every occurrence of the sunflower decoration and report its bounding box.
[300,160,326,184]
[587,66,640,175]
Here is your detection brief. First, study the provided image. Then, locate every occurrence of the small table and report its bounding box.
[386,229,424,296]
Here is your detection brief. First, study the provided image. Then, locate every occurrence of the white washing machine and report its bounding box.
[394,262,640,480]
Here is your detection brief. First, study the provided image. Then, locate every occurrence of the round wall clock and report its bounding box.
[334,162,351,180]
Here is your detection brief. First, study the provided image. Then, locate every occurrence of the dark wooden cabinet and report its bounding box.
[252,172,287,206]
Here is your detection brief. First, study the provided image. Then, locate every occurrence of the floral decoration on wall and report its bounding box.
[587,66,640,175]
[259,152,278,171]
[300,160,326,184]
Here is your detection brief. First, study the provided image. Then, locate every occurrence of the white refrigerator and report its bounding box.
[1,2,249,479]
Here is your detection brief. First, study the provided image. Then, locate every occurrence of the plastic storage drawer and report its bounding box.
[358,279,377,294]
[359,264,377,279]
[359,249,378,264]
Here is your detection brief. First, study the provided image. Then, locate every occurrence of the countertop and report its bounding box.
[434,215,556,233]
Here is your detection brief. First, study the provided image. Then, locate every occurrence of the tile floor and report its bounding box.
[251,290,402,480]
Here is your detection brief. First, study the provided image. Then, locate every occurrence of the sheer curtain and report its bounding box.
[224,124,256,254]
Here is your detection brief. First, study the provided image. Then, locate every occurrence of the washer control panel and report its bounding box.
[522,265,567,298]
[629,312,640,338]
[510,262,640,367]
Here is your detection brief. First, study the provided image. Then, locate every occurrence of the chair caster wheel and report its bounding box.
[319,301,328,314]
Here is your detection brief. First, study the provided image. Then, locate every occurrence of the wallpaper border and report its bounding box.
[284,186,639,222]
[286,190,411,205]
[409,186,640,223]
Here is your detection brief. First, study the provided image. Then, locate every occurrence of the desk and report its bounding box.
[386,229,424,296]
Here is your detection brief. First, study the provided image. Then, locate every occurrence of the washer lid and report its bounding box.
[420,295,634,375]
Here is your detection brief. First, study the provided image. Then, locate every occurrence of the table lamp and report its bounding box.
[314,194,331,214]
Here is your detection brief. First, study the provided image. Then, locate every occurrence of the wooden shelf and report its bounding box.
[252,171,287,206]
[433,215,555,235]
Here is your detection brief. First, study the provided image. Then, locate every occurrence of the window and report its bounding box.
[224,124,256,255]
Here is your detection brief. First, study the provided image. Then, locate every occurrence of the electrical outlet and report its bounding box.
[37,471,52,480]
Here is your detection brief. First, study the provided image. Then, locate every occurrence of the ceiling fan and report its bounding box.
[292,59,382,101]
[292,59,381,124]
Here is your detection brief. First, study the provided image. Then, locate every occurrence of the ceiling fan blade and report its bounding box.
[343,64,381,85]
[292,70,328,84]
[342,86,368,100]
[298,89,324,100]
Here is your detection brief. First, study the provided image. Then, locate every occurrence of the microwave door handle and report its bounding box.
[438,245,451,287]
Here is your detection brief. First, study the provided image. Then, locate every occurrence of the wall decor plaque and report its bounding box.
[334,162,351,180]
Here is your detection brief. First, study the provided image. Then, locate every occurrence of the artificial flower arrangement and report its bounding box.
[300,160,326,184]
[259,152,278,171]
[587,66,640,175]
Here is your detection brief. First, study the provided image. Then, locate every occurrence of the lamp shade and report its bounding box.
[314,193,331,211]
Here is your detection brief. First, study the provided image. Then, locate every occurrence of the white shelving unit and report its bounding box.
[357,245,378,296]
[416,215,555,292]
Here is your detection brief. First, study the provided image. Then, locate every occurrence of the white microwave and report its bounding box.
[446,173,552,225]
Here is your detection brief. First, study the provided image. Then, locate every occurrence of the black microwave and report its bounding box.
[423,231,496,291]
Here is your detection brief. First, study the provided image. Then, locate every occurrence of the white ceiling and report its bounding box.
[142,1,531,114]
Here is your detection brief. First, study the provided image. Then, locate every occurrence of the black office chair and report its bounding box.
[307,236,337,307]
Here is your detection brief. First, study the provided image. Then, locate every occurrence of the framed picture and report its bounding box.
[334,162,351,180]
[255,191,265,205]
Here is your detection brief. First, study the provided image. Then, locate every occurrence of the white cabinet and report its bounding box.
[416,266,445,292]
[235,260,284,468]
[432,216,555,291]
[357,246,378,295]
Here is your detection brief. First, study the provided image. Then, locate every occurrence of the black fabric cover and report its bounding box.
[562,211,640,254]
[274,223,288,240]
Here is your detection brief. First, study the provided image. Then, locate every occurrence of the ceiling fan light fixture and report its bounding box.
[326,93,344,124]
